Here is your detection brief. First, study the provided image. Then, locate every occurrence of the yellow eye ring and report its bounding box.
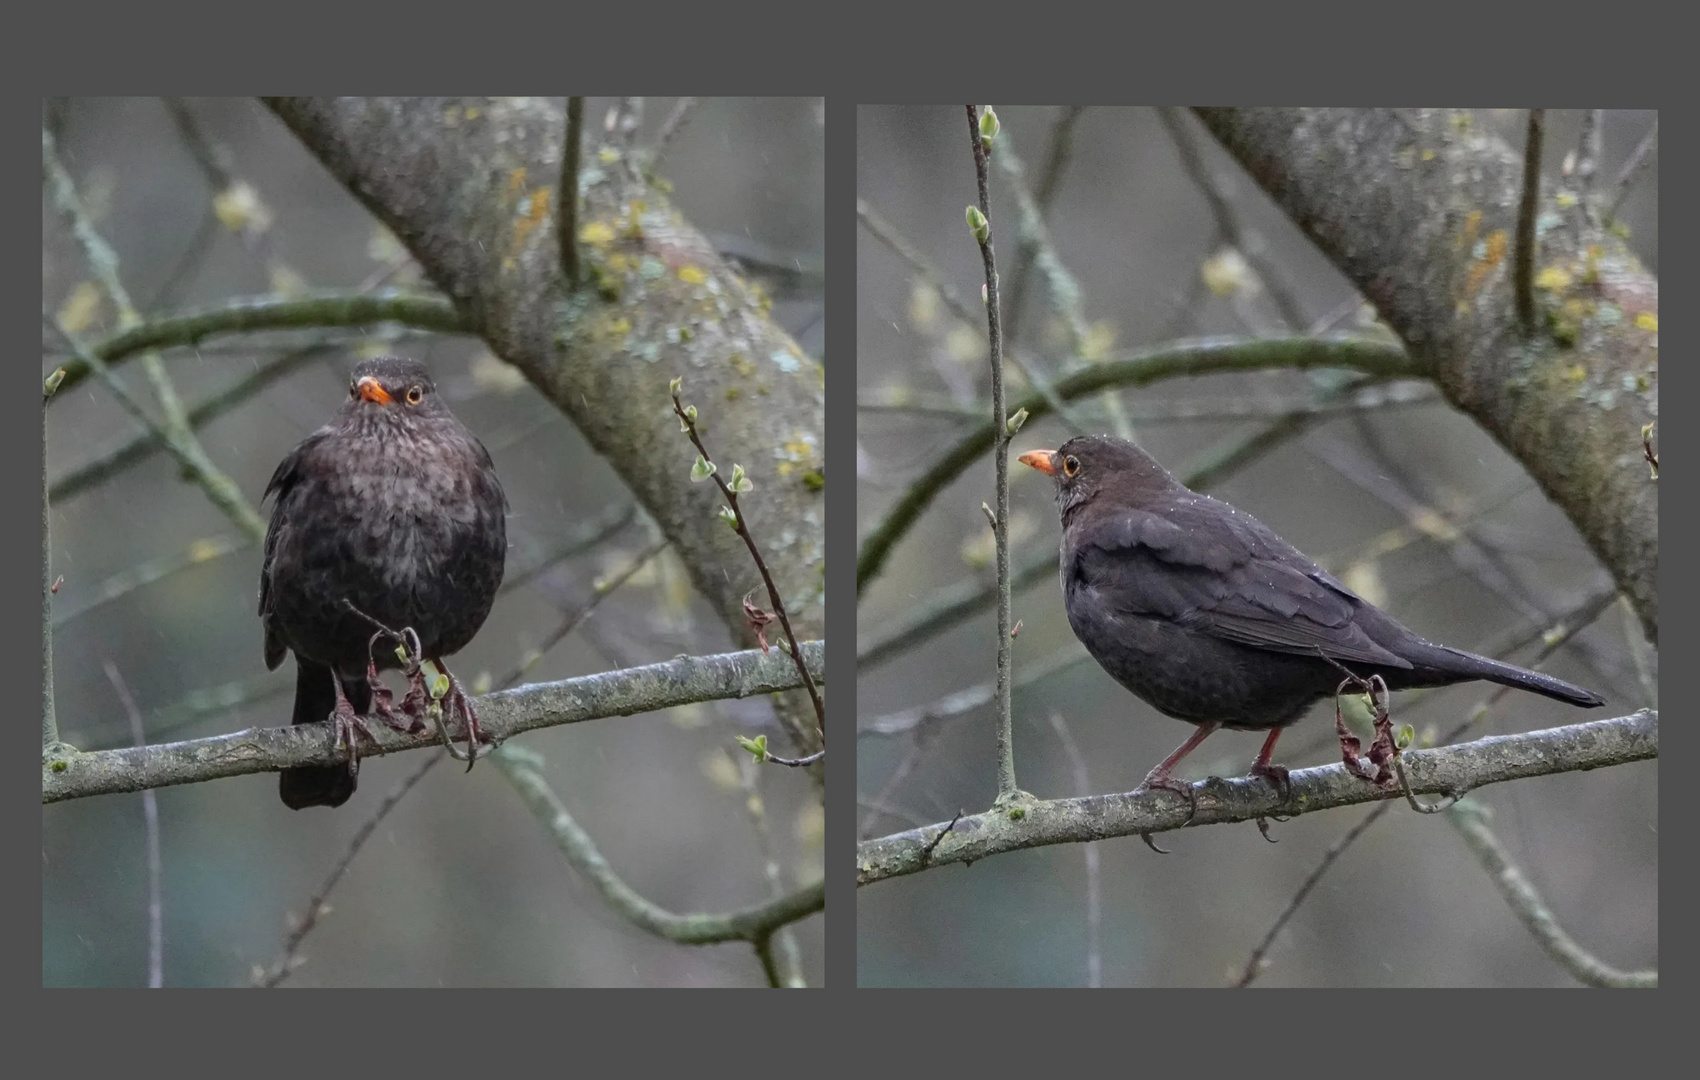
[1062,455,1080,478]
[405,385,424,405]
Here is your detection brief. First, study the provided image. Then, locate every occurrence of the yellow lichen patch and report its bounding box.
[1635,312,1658,332]
[729,353,755,377]
[512,187,551,248]
[579,221,616,247]
[776,461,794,477]
[1458,209,1483,253]
[1421,148,1437,161]
[1535,266,1572,292]
[597,146,619,165]
[1554,191,1578,208]
[677,264,708,285]
[464,107,481,122]
[1464,229,1508,296]
[1563,364,1588,382]
[507,168,528,196]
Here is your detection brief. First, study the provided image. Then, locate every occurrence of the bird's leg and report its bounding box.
[1249,727,1291,843]
[1361,675,1397,786]
[1131,722,1219,851]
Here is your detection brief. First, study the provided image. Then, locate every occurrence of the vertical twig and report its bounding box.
[43,370,62,749]
[1515,109,1544,338]
[966,105,1018,801]
[560,97,584,288]
[738,755,805,987]
[1573,108,1603,227]
[104,662,164,988]
[1003,104,1085,343]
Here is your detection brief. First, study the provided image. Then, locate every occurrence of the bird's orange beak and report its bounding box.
[357,375,393,405]
[1018,449,1057,475]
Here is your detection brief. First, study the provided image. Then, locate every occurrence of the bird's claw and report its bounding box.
[1131,772,1199,853]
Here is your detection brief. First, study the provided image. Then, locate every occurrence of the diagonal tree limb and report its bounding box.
[1192,108,1657,643]
[263,97,824,755]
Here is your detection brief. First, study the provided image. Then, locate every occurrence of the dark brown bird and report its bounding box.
[260,357,507,809]
[1020,435,1602,805]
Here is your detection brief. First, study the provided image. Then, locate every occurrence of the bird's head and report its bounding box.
[343,357,445,425]
[1019,435,1179,522]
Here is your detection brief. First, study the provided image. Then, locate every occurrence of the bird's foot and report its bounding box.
[1249,762,1293,803]
[328,676,378,773]
[419,664,492,772]
[1131,772,1199,853]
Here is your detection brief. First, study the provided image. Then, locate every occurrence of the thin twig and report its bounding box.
[1573,108,1603,227]
[1047,713,1101,988]
[1159,107,1308,332]
[856,197,1087,435]
[43,371,61,749]
[252,752,438,987]
[670,388,824,742]
[103,662,164,989]
[1605,117,1657,224]
[1515,109,1544,338]
[51,341,343,504]
[561,97,583,288]
[1003,105,1085,344]
[1447,799,1655,988]
[967,105,1018,801]
[45,315,267,542]
[651,97,698,165]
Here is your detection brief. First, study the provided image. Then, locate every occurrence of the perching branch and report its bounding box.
[857,711,1657,886]
[44,643,824,803]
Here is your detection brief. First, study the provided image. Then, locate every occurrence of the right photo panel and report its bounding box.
[855,106,1657,987]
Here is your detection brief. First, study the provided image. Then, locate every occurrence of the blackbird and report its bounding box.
[260,357,507,809]
[1019,435,1603,808]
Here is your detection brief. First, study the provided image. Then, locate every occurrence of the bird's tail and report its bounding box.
[279,659,370,809]
[1413,643,1605,707]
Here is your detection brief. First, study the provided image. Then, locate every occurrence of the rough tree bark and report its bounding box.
[264,97,825,756]
[1193,108,1657,643]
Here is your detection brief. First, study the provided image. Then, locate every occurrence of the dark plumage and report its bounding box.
[260,357,507,808]
[1020,435,1603,800]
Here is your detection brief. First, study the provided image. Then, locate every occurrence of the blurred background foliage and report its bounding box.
[855,106,1655,987]
[44,97,823,987]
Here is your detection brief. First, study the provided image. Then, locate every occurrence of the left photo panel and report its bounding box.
[43,97,826,987]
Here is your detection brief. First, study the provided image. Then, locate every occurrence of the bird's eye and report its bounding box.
[1062,455,1080,478]
[405,385,424,405]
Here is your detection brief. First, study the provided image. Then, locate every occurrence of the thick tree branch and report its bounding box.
[262,100,826,749]
[1193,108,1657,643]
[857,710,1656,886]
[44,643,824,803]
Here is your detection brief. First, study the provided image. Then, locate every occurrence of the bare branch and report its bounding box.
[857,711,1657,886]
[1515,109,1544,337]
[45,643,825,803]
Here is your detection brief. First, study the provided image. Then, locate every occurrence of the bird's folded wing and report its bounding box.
[1078,509,1413,669]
